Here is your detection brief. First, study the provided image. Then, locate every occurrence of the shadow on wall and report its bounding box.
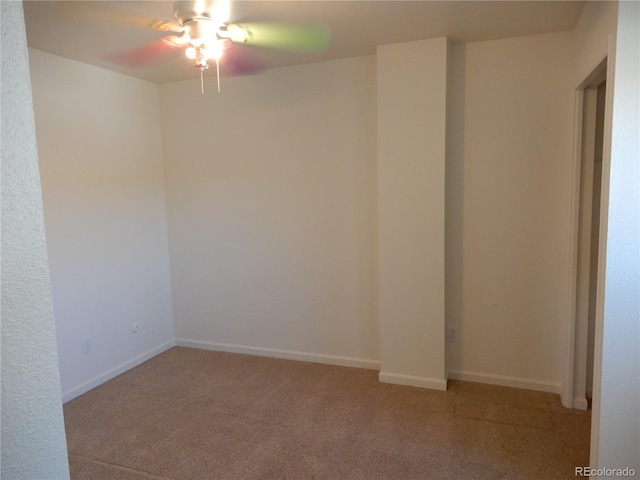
[445,43,466,373]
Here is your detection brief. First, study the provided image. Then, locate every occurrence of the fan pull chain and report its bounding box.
[216,58,221,93]
[195,60,221,95]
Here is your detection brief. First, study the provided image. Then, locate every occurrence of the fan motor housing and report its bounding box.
[174,0,225,25]
[182,18,219,42]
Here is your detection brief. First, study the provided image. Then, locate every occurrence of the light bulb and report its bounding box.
[209,41,224,60]
[185,46,197,59]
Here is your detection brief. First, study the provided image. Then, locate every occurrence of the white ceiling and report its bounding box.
[23,0,586,84]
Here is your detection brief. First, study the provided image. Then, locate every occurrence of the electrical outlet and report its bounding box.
[83,336,92,353]
[446,327,459,343]
[131,323,140,334]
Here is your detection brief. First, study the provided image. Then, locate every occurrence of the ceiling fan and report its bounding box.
[62,0,331,93]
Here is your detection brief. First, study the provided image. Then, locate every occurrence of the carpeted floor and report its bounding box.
[64,347,590,479]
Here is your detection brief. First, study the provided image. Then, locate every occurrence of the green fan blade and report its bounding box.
[226,22,330,53]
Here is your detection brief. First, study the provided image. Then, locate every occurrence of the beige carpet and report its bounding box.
[64,347,590,479]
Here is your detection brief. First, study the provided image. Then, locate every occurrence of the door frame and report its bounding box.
[562,50,615,410]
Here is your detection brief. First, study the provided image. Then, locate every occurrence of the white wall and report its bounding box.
[161,56,379,367]
[446,31,574,392]
[377,38,447,390]
[0,2,69,478]
[28,49,175,401]
[591,0,640,471]
[571,0,619,88]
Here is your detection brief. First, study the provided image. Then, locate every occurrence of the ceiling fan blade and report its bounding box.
[219,44,267,76]
[225,22,331,53]
[105,36,184,68]
[57,2,183,33]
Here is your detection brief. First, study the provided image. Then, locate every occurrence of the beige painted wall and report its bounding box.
[572,0,619,88]
[161,56,379,367]
[446,31,574,391]
[377,38,447,389]
[29,49,175,401]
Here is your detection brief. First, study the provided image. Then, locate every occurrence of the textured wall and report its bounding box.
[0,2,70,478]
[593,0,640,470]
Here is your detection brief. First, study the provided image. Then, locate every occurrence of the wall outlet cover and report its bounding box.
[447,327,459,343]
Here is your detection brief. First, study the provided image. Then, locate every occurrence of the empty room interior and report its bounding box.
[2,0,638,479]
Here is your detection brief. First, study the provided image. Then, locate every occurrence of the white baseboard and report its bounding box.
[447,369,561,394]
[175,338,380,370]
[573,396,589,410]
[378,371,448,391]
[61,339,176,403]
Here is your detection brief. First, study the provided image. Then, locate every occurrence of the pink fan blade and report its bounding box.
[219,44,267,76]
[105,36,182,68]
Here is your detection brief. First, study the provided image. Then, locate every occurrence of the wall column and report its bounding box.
[376,38,448,390]
[1,1,70,478]
[591,0,640,470]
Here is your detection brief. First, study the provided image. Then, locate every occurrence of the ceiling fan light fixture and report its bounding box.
[168,0,331,91]
[184,18,217,44]
[185,46,197,59]
[180,17,223,70]
[185,39,224,62]
[186,45,210,68]
[174,0,229,25]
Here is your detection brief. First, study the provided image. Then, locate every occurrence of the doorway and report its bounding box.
[569,60,607,410]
